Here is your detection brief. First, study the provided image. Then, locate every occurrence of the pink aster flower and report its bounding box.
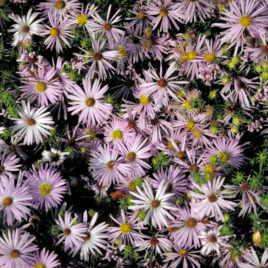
[139,62,188,107]
[0,229,38,268]
[71,211,109,260]
[204,133,248,169]
[37,0,81,17]
[129,179,176,229]
[151,166,187,197]
[135,234,172,255]
[0,151,21,180]
[190,177,237,222]
[90,5,124,42]
[77,37,119,80]
[11,102,54,145]
[56,212,87,252]
[164,247,202,268]
[213,0,268,54]
[175,0,214,23]
[199,227,231,256]
[27,164,67,211]
[42,12,74,53]
[0,172,32,226]
[31,248,60,268]
[67,78,112,125]
[117,134,153,177]
[109,209,145,245]
[169,206,207,249]
[238,247,268,268]
[19,65,63,106]
[146,0,184,32]
[89,144,131,187]
[103,117,136,149]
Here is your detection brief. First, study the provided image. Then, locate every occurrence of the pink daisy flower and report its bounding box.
[71,211,109,260]
[77,37,119,80]
[90,5,124,42]
[139,62,188,107]
[151,166,187,197]
[27,164,67,211]
[169,206,206,249]
[117,134,153,177]
[204,133,248,169]
[56,212,87,252]
[67,78,112,126]
[37,0,81,17]
[146,0,184,32]
[190,177,237,222]
[103,117,136,149]
[129,179,176,229]
[89,144,131,187]
[164,247,202,268]
[20,65,63,106]
[213,0,268,54]
[109,209,145,245]
[199,226,231,256]
[135,234,172,255]
[42,12,74,53]
[0,229,38,268]
[0,172,32,226]
[31,248,60,268]
[0,151,21,180]
[175,0,214,23]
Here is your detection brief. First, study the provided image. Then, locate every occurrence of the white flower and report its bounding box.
[129,179,176,228]
[199,227,230,256]
[42,148,69,166]
[9,8,44,46]
[11,102,54,145]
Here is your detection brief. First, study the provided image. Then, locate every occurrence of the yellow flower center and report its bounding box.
[139,95,149,105]
[159,8,168,17]
[39,183,52,196]
[218,151,230,162]
[240,16,251,27]
[168,140,178,150]
[10,249,20,259]
[127,152,136,162]
[107,160,114,170]
[77,14,87,25]
[85,129,96,141]
[120,223,132,234]
[34,264,45,268]
[36,82,47,92]
[128,180,136,191]
[111,129,123,140]
[54,0,65,9]
[50,27,59,37]
[185,217,197,229]
[3,197,13,207]
[187,120,194,130]
[205,53,215,62]
[136,11,145,20]
[188,50,197,60]
[117,46,127,59]
[180,248,187,257]
[205,164,215,174]
[183,99,193,110]
[85,98,95,107]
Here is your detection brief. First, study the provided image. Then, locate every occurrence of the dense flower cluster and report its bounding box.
[0,0,267,267]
